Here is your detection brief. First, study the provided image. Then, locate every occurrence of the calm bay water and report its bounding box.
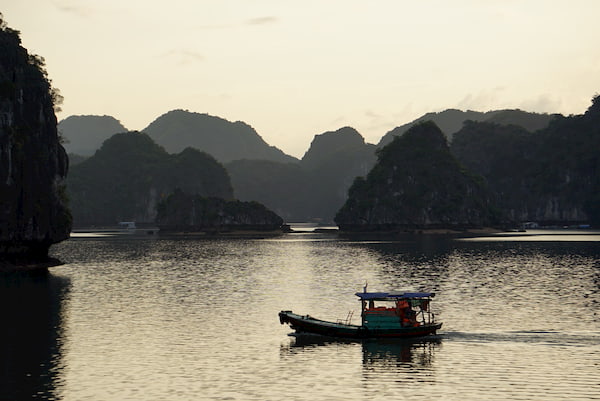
[1,229,599,400]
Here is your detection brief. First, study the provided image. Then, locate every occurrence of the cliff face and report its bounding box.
[335,121,498,231]
[299,127,377,221]
[451,96,599,226]
[300,127,372,170]
[0,22,71,262]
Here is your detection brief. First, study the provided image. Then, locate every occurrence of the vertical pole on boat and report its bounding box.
[360,299,366,325]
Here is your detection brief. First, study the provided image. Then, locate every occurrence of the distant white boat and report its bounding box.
[118,221,136,230]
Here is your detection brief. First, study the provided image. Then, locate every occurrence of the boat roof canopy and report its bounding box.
[355,291,435,300]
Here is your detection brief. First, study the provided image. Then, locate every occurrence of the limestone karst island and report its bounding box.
[0,17,71,270]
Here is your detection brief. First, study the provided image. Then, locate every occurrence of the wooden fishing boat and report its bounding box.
[279,291,442,339]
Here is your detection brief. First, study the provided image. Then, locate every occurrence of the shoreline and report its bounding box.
[0,257,63,273]
[156,229,285,239]
[337,227,504,237]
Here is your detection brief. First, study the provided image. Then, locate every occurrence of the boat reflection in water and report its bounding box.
[282,333,441,382]
[361,337,440,387]
[361,337,440,369]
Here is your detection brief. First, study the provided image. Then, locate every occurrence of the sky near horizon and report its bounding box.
[4,1,600,158]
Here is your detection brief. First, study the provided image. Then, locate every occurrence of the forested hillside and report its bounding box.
[451,96,600,225]
[336,122,498,231]
[67,132,233,226]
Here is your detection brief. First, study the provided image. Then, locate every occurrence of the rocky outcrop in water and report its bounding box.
[0,18,71,267]
[335,121,498,231]
[156,189,284,233]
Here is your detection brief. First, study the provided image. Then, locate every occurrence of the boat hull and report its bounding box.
[279,311,442,339]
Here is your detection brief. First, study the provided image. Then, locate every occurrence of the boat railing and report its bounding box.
[336,310,354,325]
[417,309,435,325]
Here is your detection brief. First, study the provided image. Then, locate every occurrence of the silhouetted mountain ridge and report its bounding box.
[59,102,595,226]
[378,108,556,147]
[143,109,298,163]
[228,126,376,222]
[300,126,371,169]
[58,115,127,156]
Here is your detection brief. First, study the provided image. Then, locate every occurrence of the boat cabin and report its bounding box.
[356,291,436,330]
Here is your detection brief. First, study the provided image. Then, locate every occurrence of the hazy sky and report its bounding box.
[4,1,600,157]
